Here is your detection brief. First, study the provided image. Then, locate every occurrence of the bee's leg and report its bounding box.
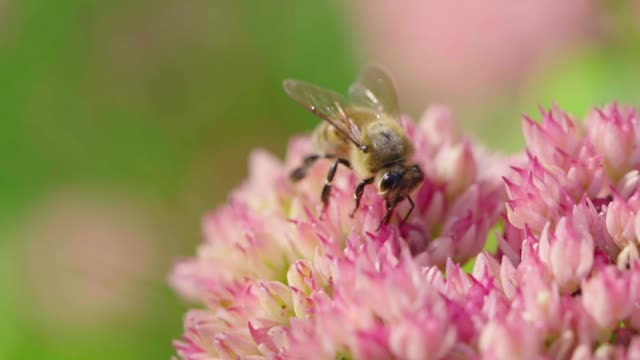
[350,177,374,218]
[401,196,415,225]
[290,154,336,182]
[377,199,399,231]
[321,158,352,213]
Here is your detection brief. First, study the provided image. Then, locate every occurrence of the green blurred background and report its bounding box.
[0,1,638,359]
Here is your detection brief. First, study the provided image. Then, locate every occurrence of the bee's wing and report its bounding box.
[283,79,368,151]
[348,66,399,117]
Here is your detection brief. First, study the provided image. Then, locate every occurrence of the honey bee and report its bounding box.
[283,66,424,229]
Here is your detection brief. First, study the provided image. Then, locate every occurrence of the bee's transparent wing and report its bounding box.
[283,79,368,151]
[348,66,399,117]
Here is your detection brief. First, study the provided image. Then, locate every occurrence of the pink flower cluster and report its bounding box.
[171,103,640,359]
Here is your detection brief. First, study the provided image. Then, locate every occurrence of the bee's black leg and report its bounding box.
[350,177,374,218]
[290,155,320,182]
[401,196,415,225]
[377,199,399,231]
[290,154,336,182]
[321,158,351,213]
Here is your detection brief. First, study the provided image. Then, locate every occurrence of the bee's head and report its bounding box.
[377,164,424,201]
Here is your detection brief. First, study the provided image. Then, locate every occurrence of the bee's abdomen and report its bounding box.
[311,122,351,157]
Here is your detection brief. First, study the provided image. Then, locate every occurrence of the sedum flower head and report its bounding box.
[171,102,640,359]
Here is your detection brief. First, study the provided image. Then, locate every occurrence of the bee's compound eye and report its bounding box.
[379,172,399,192]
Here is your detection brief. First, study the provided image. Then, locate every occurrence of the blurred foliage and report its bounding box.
[0,0,354,359]
[467,42,640,152]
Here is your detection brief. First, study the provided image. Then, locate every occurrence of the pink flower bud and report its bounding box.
[432,141,476,197]
[606,192,640,250]
[418,105,460,146]
[582,266,636,330]
[587,103,640,181]
[473,252,517,300]
[214,330,259,359]
[514,273,562,332]
[617,170,640,199]
[289,287,314,320]
[480,317,541,360]
[170,259,204,302]
[255,281,294,324]
[617,243,640,270]
[504,159,572,233]
[174,310,220,359]
[573,197,616,258]
[522,106,582,169]
[286,260,320,295]
[627,337,640,359]
[389,309,457,360]
[538,216,594,293]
